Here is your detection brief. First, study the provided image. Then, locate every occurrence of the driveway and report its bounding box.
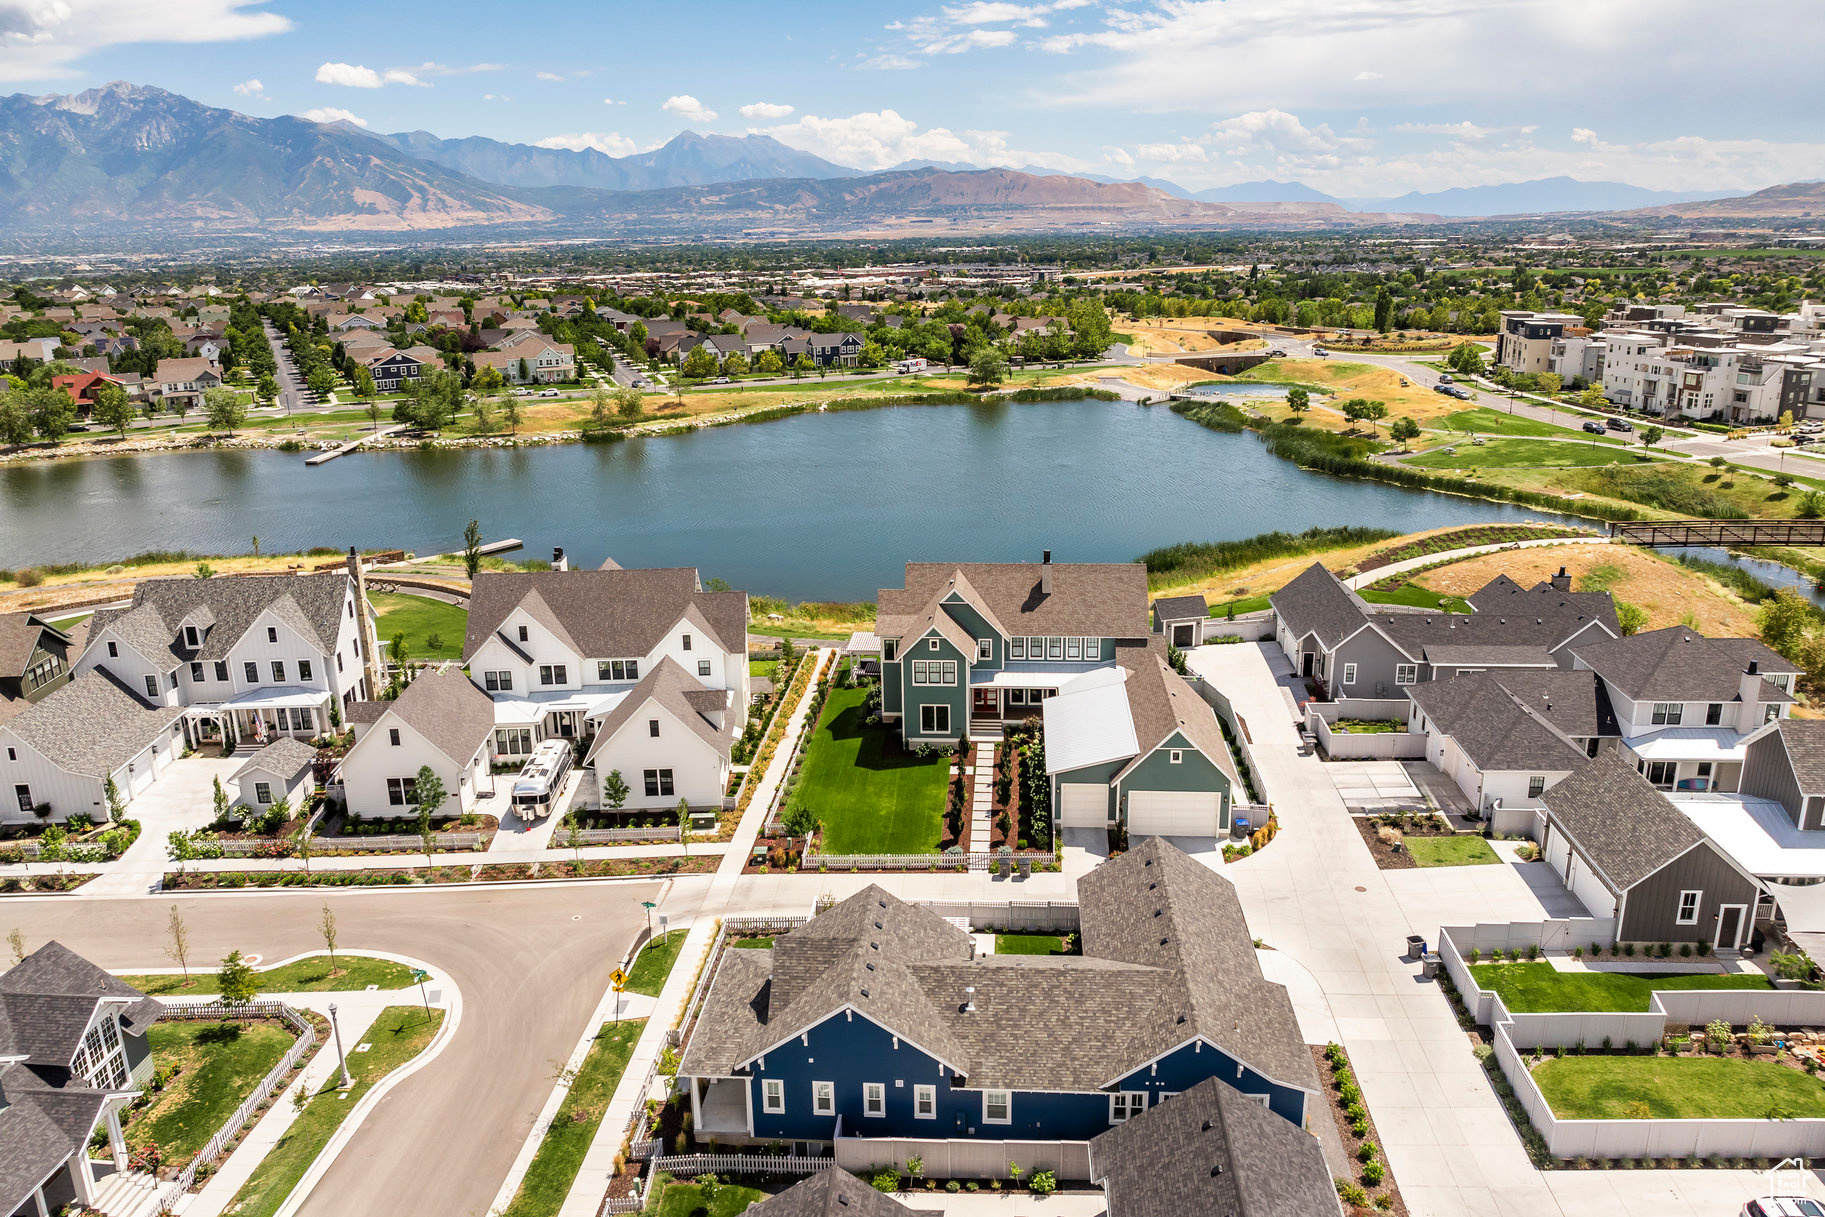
[86,754,245,896]
[1,881,659,1217]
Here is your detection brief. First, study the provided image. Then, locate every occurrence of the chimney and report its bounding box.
[1041,550,1052,596]
[1550,565,1572,592]
[347,546,381,700]
[1739,662,1766,728]
[552,546,568,572]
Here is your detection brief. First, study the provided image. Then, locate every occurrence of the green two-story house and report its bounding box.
[876,554,1239,838]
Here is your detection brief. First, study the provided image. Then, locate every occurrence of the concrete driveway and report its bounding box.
[87,754,246,895]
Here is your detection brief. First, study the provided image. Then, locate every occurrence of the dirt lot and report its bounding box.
[1069,363,1217,392]
[1122,319,1266,357]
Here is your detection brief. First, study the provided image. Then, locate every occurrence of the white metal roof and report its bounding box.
[1668,791,1825,880]
[489,688,627,726]
[970,661,1114,689]
[1041,667,1138,775]
[1625,726,1749,763]
[218,686,328,710]
[845,632,881,654]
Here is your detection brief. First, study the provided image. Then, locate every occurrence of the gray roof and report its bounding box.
[1,669,182,780]
[1268,564,1369,650]
[878,561,1150,645]
[1372,598,1616,663]
[1572,627,1798,703]
[1152,594,1208,624]
[90,571,349,666]
[746,1170,939,1217]
[344,700,389,724]
[0,613,69,678]
[0,942,160,1067]
[231,737,318,785]
[583,656,734,767]
[463,569,746,662]
[1469,573,1621,633]
[1768,719,1825,794]
[1539,752,1709,895]
[1112,643,1239,790]
[370,671,495,764]
[1089,1075,1341,1217]
[1408,671,1612,773]
[1421,644,1556,668]
[0,1064,109,1216]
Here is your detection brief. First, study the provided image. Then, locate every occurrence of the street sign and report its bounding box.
[610,968,628,992]
[412,969,429,982]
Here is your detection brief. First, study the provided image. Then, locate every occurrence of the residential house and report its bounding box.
[461,568,749,802]
[0,613,80,725]
[0,337,61,364]
[73,561,381,750]
[1088,1075,1341,1217]
[0,943,162,1216]
[362,347,424,392]
[741,1170,937,1217]
[676,840,1317,1161]
[1406,670,1617,814]
[183,332,228,362]
[1269,563,1618,699]
[51,371,122,418]
[1570,627,1796,793]
[231,736,318,814]
[1538,752,1763,949]
[336,671,496,818]
[327,313,384,333]
[0,670,184,823]
[1495,310,1582,376]
[1150,595,1209,648]
[474,338,575,384]
[152,357,222,409]
[804,332,865,368]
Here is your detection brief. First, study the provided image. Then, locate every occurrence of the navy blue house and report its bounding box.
[677,839,1319,1161]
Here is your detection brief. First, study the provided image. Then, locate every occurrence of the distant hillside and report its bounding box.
[1362,176,1737,216]
[361,128,857,191]
[1625,180,1825,219]
[1195,180,1338,204]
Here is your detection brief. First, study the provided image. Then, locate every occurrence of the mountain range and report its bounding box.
[0,83,1805,238]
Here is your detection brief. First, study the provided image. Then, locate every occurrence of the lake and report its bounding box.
[1,398,1570,601]
[1185,383,1300,400]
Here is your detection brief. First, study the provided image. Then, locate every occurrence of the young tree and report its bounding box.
[1389,416,1421,450]
[1640,425,1664,450]
[501,395,523,435]
[791,353,815,379]
[306,367,337,402]
[413,765,446,869]
[565,813,586,871]
[1615,600,1650,637]
[615,386,643,420]
[256,373,280,404]
[755,349,784,376]
[967,347,1008,391]
[217,949,259,1014]
[213,775,230,824]
[202,386,247,435]
[92,382,134,437]
[1285,386,1310,415]
[723,351,749,376]
[1341,398,1371,431]
[350,366,375,400]
[1364,401,1389,435]
[365,398,382,435]
[676,797,692,856]
[7,927,23,966]
[319,902,339,974]
[292,820,316,873]
[602,769,630,812]
[589,387,614,430]
[473,364,505,395]
[463,519,484,579]
[164,905,193,980]
[1373,286,1394,332]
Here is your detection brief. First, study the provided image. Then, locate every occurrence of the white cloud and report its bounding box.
[893,0,1095,55]
[602,97,626,105]
[1208,109,1344,157]
[536,71,565,82]
[858,54,921,69]
[482,93,511,102]
[1571,127,1599,144]
[535,131,637,157]
[739,101,795,119]
[1395,121,1495,140]
[0,0,292,82]
[314,62,426,88]
[1134,141,1208,163]
[661,94,718,123]
[403,62,503,77]
[232,78,265,99]
[301,107,365,127]
[758,108,1084,173]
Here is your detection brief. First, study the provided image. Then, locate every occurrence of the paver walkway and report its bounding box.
[969,740,994,847]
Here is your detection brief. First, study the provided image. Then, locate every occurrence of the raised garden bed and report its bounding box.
[1315,1042,1407,1216]
[1354,816,1495,869]
[475,856,718,881]
[322,812,498,841]
[1464,960,1771,1013]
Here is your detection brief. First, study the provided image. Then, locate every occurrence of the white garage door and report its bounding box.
[1128,790,1221,837]
[125,748,156,798]
[1058,783,1108,828]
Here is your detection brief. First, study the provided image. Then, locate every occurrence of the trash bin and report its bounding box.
[1421,956,1441,980]
[1405,934,1426,960]
[1232,818,1251,841]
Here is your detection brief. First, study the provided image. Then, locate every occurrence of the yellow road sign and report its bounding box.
[611,968,628,992]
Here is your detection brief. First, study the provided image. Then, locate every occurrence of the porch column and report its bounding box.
[106,1103,128,1171]
[690,1076,702,1130]
[67,1149,97,1208]
[33,1184,50,1217]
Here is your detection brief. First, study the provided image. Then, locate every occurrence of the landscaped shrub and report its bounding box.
[1361,1161,1385,1187]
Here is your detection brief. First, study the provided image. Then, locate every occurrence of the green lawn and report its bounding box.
[225,1006,443,1217]
[369,592,468,662]
[1331,719,1403,734]
[1407,438,1655,470]
[499,1020,643,1217]
[1468,961,1774,1012]
[1358,585,1471,612]
[48,612,93,632]
[749,659,777,679]
[995,933,1075,955]
[625,931,685,997]
[1404,836,1502,867]
[1209,594,1272,618]
[731,937,773,949]
[655,1178,766,1217]
[117,955,416,997]
[789,684,950,854]
[1534,1055,1825,1120]
[130,1020,297,1164]
[1440,408,1623,441]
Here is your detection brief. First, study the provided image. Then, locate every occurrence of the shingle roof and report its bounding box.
[1152,594,1208,624]
[878,562,1149,644]
[1372,599,1615,662]
[1573,628,1798,703]
[463,570,745,662]
[0,613,68,677]
[1268,564,1369,650]
[1111,643,1239,790]
[1089,1075,1341,1217]
[0,1063,107,1216]
[1539,752,1709,894]
[91,572,349,664]
[0,942,160,1065]
[371,671,495,765]
[745,1169,939,1217]
[1408,671,1611,773]
[1,669,182,780]
[583,656,734,767]
[1770,719,1825,794]
[231,737,318,784]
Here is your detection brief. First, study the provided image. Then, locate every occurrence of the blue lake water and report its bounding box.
[1185,383,1298,400]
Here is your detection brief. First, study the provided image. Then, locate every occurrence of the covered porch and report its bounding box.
[182,687,331,751]
[687,1076,752,1139]
[488,689,624,762]
[968,664,1108,728]
[6,1096,138,1217]
[1624,728,1745,793]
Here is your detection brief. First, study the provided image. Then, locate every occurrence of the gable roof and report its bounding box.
[583,656,734,766]
[1573,628,1797,703]
[1765,719,1825,795]
[89,572,349,664]
[1268,564,1369,650]
[877,561,1148,644]
[372,671,495,764]
[230,737,318,785]
[463,569,745,662]
[1111,644,1239,789]
[0,613,69,678]
[1369,597,1616,663]
[1408,670,1611,773]
[1152,594,1207,624]
[1,669,182,780]
[0,942,160,1066]
[1468,572,1621,632]
[1539,752,1710,894]
[745,1170,939,1217]
[1089,1075,1341,1217]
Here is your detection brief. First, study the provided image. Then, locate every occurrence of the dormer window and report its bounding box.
[184,625,199,648]
[108,641,118,658]
[682,634,692,651]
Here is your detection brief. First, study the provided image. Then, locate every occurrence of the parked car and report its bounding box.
[1433,384,1453,395]
[713,376,730,384]
[1582,421,1607,434]
[1445,386,1473,400]
[1746,1199,1825,1217]
[540,388,560,398]
[1437,373,1454,384]
[1607,417,1634,432]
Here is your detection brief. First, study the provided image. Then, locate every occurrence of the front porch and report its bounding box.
[688,1076,752,1139]
[182,688,331,752]
[488,690,623,763]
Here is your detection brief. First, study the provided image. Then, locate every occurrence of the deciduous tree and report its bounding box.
[92,382,133,437]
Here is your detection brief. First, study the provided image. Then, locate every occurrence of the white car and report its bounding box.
[1746,1199,1825,1217]
[540,388,560,398]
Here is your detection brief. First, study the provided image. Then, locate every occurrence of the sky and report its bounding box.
[3,0,1825,198]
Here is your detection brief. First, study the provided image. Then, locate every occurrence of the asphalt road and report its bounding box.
[2,883,661,1217]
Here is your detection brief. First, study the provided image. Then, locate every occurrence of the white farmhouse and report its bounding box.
[337,671,497,819]
[580,657,735,813]
[230,737,319,814]
[1,670,183,824]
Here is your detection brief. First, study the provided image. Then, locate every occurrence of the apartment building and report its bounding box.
[1495,310,1581,375]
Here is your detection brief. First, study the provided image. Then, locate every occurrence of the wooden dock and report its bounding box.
[305,424,407,465]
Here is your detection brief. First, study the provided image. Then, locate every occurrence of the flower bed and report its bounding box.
[160,868,477,889]
[1353,813,1489,870]
[1314,1042,1406,1215]
[0,871,99,893]
[1358,525,1589,572]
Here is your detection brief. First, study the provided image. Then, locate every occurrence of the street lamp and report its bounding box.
[328,1002,352,1091]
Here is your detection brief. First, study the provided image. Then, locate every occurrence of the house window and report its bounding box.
[1395,665,1418,686]
[1706,703,1724,725]
[649,719,661,738]
[1170,750,1183,764]
[1010,638,1025,660]
[763,1079,785,1114]
[644,769,674,798]
[254,782,272,804]
[682,634,692,651]
[913,1085,936,1119]
[272,661,285,682]
[1342,663,1358,685]
[982,1090,1012,1125]
[336,654,344,673]
[190,662,204,682]
[245,661,259,683]
[920,704,950,734]
[1110,1092,1147,1123]
[485,671,513,691]
[600,660,638,681]
[1677,889,1702,925]
[518,626,529,643]
[495,728,533,756]
[267,627,278,643]
[215,661,228,682]
[1652,702,1683,726]
[912,660,927,684]
[698,660,712,678]
[1528,775,1547,798]
[1643,760,1677,789]
[386,776,418,806]
[108,641,118,658]
[389,728,401,747]
[1767,703,1782,724]
[540,666,556,685]
[1066,637,1082,661]
[883,641,896,662]
[299,660,313,681]
[813,1082,835,1116]
[184,625,199,648]
[144,674,159,698]
[1009,689,1027,706]
[928,639,940,651]
[863,1083,886,1118]
[1047,637,1064,660]
[978,639,993,661]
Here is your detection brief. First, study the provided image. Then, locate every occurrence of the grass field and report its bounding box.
[1441,408,1611,439]
[653,1178,766,1217]
[131,1019,297,1164]
[789,684,950,854]
[498,1020,643,1217]
[117,955,415,996]
[369,592,468,662]
[1404,836,1502,868]
[625,931,685,997]
[1467,961,1773,1012]
[1406,438,1656,470]
[731,937,774,949]
[1358,586,1471,612]
[995,933,1075,955]
[224,1006,443,1217]
[1533,1055,1825,1120]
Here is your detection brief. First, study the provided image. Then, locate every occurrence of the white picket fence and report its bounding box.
[563,826,682,844]
[804,850,1047,873]
[158,1001,316,1207]
[651,1153,830,1175]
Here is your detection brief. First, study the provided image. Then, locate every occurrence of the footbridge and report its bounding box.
[1609,519,1825,547]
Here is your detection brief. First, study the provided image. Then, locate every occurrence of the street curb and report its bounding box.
[143,872,705,898]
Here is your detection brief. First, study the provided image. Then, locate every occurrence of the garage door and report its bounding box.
[1058,783,1108,828]
[1128,790,1222,837]
[125,748,156,798]
[1171,623,1195,647]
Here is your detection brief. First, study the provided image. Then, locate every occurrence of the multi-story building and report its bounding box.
[1495,310,1581,376]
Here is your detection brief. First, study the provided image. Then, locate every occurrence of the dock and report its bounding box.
[305,424,408,465]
